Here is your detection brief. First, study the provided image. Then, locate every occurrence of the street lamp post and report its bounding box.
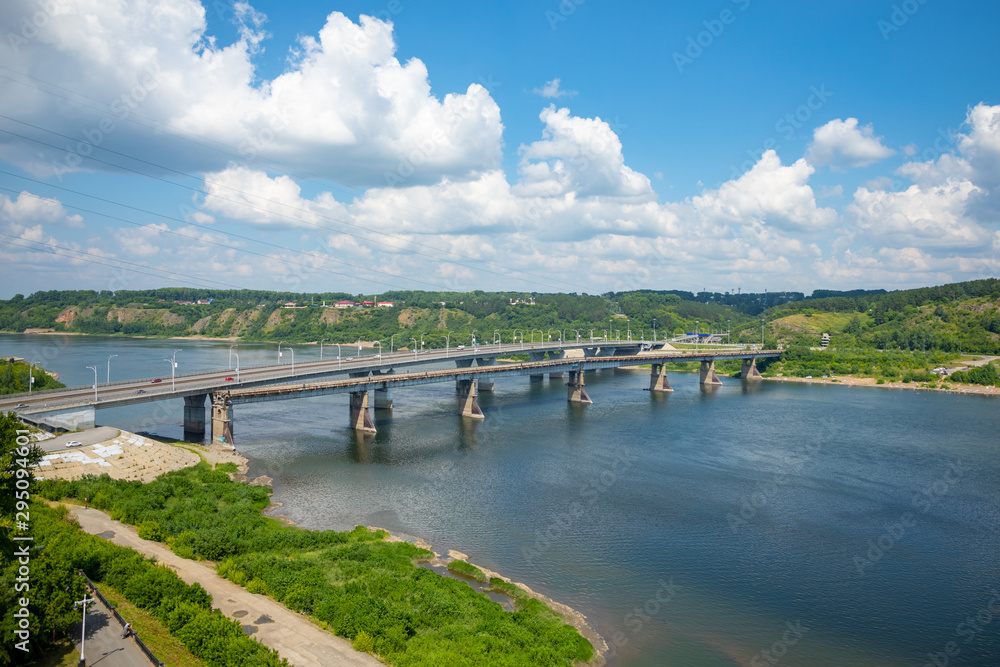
[86,365,98,403]
[627,319,631,341]
[288,347,295,375]
[513,330,523,349]
[375,341,382,359]
[390,334,397,355]
[232,351,240,382]
[320,339,327,360]
[531,329,542,344]
[28,361,36,394]
[696,320,699,352]
[410,338,417,358]
[75,592,96,666]
[444,334,450,357]
[106,354,118,383]
[229,345,238,368]
[164,349,180,390]
[761,318,765,347]
[278,341,285,364]
[334,343,342,369]
[728,319,731,345]
[653,317,657,342]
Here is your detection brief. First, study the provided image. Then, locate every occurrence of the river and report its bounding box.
[4,333,1000,666]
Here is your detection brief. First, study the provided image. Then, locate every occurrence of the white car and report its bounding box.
[64,440,83,448]
[14,403,29,409]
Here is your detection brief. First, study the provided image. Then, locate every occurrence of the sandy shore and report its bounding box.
[765,374,1000,396]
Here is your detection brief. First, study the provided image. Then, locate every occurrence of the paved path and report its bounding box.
[68,506,383,667]
[70,594,150,667]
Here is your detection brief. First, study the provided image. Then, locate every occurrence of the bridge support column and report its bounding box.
[183,394,207,437]
[349,391,377,433]
[567,369,592,404]
[374,387,393,410]
[457,379,484,419]
[741,358,763,380]
[476,358,496,392]
[700,360,723,386]
[211,395,234,446]
[648,363,674,393]
[548,351,565,379]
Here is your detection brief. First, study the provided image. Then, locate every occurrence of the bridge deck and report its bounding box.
[225,350,782,404]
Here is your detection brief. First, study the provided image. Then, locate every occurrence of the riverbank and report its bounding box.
[765,373,1000,396]
[31,424,605,664]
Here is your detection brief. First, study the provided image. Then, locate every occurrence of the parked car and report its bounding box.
[151,378,162,383]
[64,441,82,448]
[224,377,234,381]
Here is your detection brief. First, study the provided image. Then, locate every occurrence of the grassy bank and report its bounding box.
[38,463,594,666]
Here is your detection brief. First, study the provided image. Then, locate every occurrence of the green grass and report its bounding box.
[24,640,78,667]
[95,583,205,667]
[446,559,487,583]
[489,578,528,599]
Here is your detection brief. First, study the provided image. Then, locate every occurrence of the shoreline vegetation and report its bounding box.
[25,436,600,666]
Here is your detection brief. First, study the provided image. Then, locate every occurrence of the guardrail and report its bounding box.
[77,570,164,667]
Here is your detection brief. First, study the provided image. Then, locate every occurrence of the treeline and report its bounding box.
[0,359,65,395]
[35,464,593,666]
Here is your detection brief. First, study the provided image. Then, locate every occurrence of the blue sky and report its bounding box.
[1,0,998,298]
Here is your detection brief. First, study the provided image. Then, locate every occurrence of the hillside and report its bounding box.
[0,280,997,355]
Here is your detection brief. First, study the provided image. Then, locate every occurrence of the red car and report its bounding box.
[151,378,162,383]
[224,377,234,382]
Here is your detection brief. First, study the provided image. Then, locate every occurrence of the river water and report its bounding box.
[5,333,1000,666]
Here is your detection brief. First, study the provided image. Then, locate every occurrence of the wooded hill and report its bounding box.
[1,278,998,353]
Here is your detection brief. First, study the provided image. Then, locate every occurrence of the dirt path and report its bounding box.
[67,506,383,667]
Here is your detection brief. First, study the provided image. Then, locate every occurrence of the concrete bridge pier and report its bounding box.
[457,379,485,419]
[211,395,234,446]
[183,394,207,437]
[349,391,377,433]
[648,363,674,393]
[476,357,496,392]
[374,387,393,409]
[548,350,565,379]
[741,358,763,380]
[567,369,592,404]
[700,360,723,386]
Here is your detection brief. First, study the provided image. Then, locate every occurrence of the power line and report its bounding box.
[0,67,589,291]
[0,185,431,292]
[0,172,452,291]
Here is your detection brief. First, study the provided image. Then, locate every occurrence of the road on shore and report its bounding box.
[68,506,382,667]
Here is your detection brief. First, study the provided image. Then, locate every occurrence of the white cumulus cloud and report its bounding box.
[806,118,895,169]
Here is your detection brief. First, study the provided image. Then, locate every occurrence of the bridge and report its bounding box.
[2,341,780,441]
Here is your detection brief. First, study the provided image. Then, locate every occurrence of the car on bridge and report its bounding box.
[151,378,162,383]
[225,377,234,381]
[135,389,146,394]
[14,403,28,409]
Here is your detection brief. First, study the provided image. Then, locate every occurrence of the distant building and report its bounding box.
[362,301,375,307]
[196,299,211,305]
[334,300,355,309]
[821,333,830,347]
[376,301,394,308]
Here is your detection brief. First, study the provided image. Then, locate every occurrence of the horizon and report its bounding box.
[1,1,999,299]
